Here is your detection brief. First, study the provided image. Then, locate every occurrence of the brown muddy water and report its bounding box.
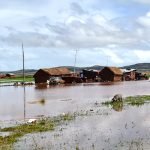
[1,80,150,149]
[0,80,149,121]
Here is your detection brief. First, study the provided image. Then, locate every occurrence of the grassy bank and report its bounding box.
[0,76,34,84]
[102,95,150,109]
[0,113,74,149]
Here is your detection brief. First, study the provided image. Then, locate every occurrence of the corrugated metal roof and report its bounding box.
[121,69,136,73]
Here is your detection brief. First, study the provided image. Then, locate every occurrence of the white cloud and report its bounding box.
[102,49,124,64]
[0,0,149,70]
[65,16,86,24]
[137,12,150,27]
[134,50,150,61]
[91,14,119,31]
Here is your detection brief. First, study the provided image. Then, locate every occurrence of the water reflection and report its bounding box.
[23,86,26,120]
[35,84,49,89]
[112,101,123,112]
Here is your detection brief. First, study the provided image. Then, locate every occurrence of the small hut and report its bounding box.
[5,73,15,78]
[81,69,99,81]
[135,72,148,80]
[33,67,71,84]
[121,69,136,81]
[100,67,123,82]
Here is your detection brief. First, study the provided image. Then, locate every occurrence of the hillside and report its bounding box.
[0,69,37,76]
[122,63,150,72]
[0,63,149,75]
[67,63,150,72]
[64,65,104,72]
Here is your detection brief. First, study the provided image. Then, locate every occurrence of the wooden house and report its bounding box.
[100,67,123,82]
[33,67,71,84]
[81,69,100,82]
[5,73,15,78]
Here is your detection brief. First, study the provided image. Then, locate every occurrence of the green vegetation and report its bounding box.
[0,113,74,149]
[125,95,150,106]
[102,101,123,111]
[102,95,150,110]
[0,75,34,84]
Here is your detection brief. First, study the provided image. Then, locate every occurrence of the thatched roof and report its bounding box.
[40,67,71,76]
[106,67,123,75]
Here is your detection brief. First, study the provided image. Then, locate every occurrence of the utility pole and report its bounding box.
[106,56,110,66]
[74,49,78,75]
[22,43,25,85]
[22,43,26,120]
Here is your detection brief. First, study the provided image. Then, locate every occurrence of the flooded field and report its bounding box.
[0,80,150,150]
[0,80,149,121]
[14,104,150,150]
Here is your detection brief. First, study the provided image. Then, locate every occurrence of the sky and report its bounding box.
[0,0,150,71]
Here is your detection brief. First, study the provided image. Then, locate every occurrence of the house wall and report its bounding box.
[34,69,72,84]
[34,70,50,84]
[114,75,122,81]
[6,74,15,78]
[100,68,114,81]
[62,76,82,83]
[82,70,99,80]
[123,71,136,81]
[130,71,136,80]
[100,68,122,82]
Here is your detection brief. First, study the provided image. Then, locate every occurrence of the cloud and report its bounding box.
[0,1,148,50]
[134,50,150,61]
[102,49,124,64]
[70,2,86,15]
[137,12,150,27]
[0,0,149,70]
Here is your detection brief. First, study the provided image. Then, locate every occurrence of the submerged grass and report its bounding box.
[125,95,150,106]
[102,95,150,110]
[0,113,74,149]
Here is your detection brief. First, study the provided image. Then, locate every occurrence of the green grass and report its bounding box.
[0,76,34,84]
[125,95,150,106]
[0,113,74,149]
[102,95,150,109]
[102,101,123,111]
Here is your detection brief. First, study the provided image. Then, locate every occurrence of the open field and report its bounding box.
[0,76,34,84]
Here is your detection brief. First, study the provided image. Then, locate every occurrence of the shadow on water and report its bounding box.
[35,84,48,89]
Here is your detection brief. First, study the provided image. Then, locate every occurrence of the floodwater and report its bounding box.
[0,80,149,121]
[0,80,150,149]
[14,104,150,150]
